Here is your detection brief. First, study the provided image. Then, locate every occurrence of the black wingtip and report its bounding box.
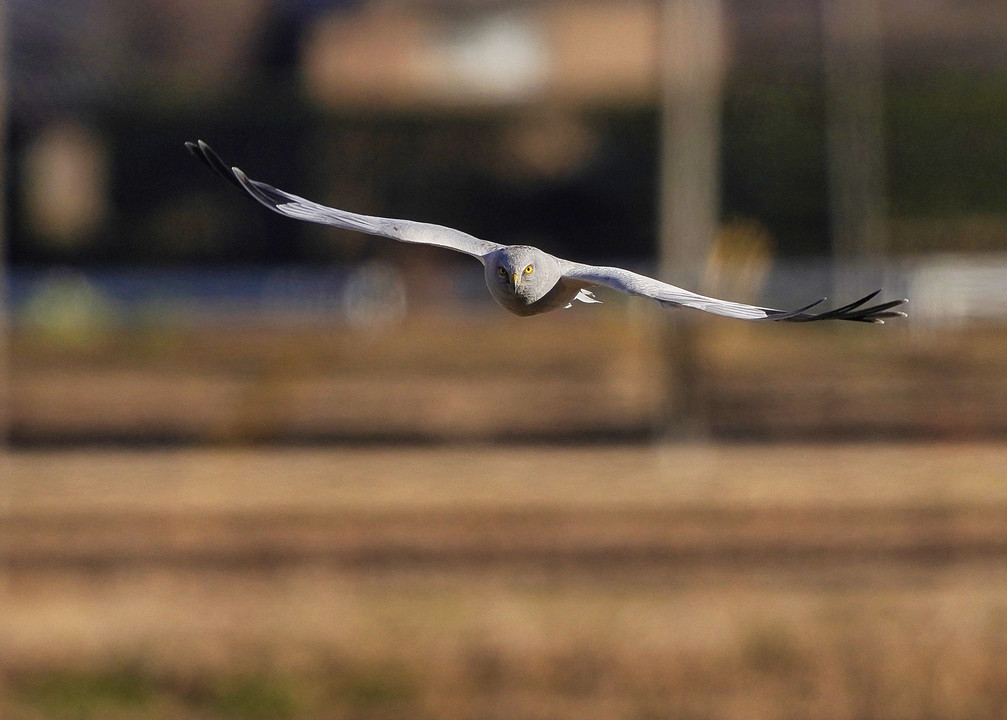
[768,297,828,321]
[185,139,245,190]
[770,290,908,324]
[187,138,297,215]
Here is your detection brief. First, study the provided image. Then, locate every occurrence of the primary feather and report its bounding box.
[187,140,501,260]
[186,140,907,323]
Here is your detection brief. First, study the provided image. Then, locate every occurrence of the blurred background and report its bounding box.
[3,0,1007,444]
[3,1,1007,719]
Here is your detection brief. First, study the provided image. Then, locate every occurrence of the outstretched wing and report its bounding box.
[186,140,503,261]
[561,262,907,323]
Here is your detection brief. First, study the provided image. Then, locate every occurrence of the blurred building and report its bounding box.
[7,0,1007,267]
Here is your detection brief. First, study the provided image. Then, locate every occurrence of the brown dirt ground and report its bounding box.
[4,443,1007,719]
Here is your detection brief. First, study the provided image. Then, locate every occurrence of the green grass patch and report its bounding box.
[9,664,302,720]
[11,662,158,719]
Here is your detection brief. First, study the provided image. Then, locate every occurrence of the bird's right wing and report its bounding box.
[186,140,504,261]
[561,261,907,323]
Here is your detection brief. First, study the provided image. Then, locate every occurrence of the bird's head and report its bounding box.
[489,246,553,303]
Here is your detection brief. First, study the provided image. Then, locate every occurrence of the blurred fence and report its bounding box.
[13,251,1007,333]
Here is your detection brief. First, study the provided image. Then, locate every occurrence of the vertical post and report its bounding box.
[657,0,725,439]
[0,0,9,621]
[0,0,8,449]
[822,0,887,296]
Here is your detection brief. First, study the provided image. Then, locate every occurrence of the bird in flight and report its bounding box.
[186,140,907,323]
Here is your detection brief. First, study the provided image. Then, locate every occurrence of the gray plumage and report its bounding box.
[186,140,907,324]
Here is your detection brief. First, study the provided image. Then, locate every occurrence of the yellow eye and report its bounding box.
[524,265,534,275]
[497,267,507,277]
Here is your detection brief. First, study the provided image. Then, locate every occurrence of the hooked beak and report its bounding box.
[511,272,520,288]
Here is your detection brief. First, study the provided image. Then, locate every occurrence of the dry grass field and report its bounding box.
[11,311,1007,443]
[4,443,1007,720]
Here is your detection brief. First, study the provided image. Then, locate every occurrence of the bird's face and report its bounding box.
[483,246,568,315]
[492,247,547,302]
[497,259,535,291]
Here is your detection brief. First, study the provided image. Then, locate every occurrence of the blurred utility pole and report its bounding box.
[823,0,888,297]
[0,0,8,449]
[657,0,725,440]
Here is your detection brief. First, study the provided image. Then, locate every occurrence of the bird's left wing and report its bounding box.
[186,140,504,261]
[560,262,907,323]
